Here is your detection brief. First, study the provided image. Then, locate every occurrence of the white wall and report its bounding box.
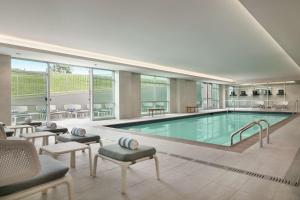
[219,85,225,109]
[170,78,197,113]
[225,83,300,111]
[0,55,11,124]
[115,71,141,119]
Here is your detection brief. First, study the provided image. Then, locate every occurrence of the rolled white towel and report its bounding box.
[118,137,139,150]
[24,117,32,123]
[46,122,57,129]
[71,128,86,137]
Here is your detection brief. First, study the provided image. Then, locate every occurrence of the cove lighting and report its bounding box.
[0,34,234,82]
[240,81,295,86]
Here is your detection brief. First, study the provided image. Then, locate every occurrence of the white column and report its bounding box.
[0,54,11,124]
[219,85,226,109]
[170,79,196,113]
[115,71,141,119]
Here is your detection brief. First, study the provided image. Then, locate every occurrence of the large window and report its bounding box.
[196,82,203,108]
[141,75,170,114]
[11,58,116,123]
[197,82,220,110]
[92,69,115,119]
[49,64,90,120]
[11,59,48,124]
[212,84,220,109]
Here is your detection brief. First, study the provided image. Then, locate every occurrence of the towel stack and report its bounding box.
[118,137,139,150]
[45,122,57,129]
[71,128,86,137]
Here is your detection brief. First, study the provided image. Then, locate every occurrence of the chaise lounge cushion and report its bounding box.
[36,126,68,134]
[4,128,14,137]
[98,144,156,162]
[0,155,69,196]
[57,133,100,143]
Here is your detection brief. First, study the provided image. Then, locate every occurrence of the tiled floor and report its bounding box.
[18,112,300,200]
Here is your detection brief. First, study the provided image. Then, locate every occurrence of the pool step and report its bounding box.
[158,151,299,187]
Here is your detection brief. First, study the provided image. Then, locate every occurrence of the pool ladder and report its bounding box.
[230,119,270,147]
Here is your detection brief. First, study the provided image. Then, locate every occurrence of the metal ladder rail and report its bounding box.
[230,121,259,146]
[256,119,270,144]
[231,120,270,148]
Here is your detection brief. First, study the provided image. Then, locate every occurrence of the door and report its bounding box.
[92,68,115,120]
[48,64,90,121]
[11,59,48,124]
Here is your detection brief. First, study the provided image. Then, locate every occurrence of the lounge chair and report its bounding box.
[142,102,154,113]
[0,140,74,200]
[102,103,114,116]
[93,104,110,117]
[50,105,67,120]
[273,101,288,110]
[252,101,265,109]
[93,144,160,194]
[35,105,47,120]
[64,104,82,118]
[0,123,15,138]
[11,106,29,124]
[57,133,103,147]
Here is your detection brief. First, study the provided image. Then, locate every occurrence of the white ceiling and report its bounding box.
[0,0,299,82]
[240,0,300,73]
[0,45,225,83]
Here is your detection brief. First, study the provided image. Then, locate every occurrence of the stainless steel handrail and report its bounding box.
[230,119,270,147]
[257,119,270,144]
[230,121,259,146]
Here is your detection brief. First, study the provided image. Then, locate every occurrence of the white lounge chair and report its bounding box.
[93,144,160,194]
[64,104,82,118]
[274,101,288,110]
[253,101,265,109]
[0,128,74,200]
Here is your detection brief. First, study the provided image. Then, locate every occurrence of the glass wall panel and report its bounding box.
[92,69,114,119]
[207,83,212,108]
[11,59,48,124]
[212,84,219,109]
[196,82,202,108]
[198,82,220,110]
[141,75,170,114]
[49,64,90,120]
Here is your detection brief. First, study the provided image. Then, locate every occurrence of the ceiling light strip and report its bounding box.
[0,34,233,82]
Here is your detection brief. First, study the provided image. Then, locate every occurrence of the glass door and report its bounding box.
[11,59,48,124]
[48,64,90,121]
[91,69,115,120]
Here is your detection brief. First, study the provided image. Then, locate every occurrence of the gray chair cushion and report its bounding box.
[4,128,14,137]
[0,155,69,196]
[98,144,156,162]
[20,121,43,127]
[57,133,100,143]
[36,126,68,134]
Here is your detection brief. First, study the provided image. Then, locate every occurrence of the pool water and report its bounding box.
[121,112,291,146]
